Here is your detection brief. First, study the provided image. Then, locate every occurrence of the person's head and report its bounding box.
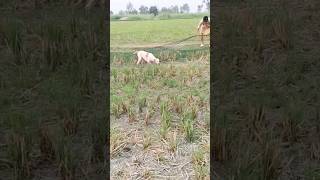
[203,16,209,22]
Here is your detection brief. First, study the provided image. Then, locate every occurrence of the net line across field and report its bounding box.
[110,34,211,52]
[110,33,211,65]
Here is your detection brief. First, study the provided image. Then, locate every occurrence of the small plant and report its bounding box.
[7,113,32,180]
[90,114,107,163]
[204,113,210,130]
[79,68,92,95]
[160,101,168,116]
[182,110,195,142]
[143,131,152,150]
[198,95,207,108]
[168,65,177,77]
[187,94,195,106]
[69,16,80,38]
[192,149,205,166]
[56,137,78,180]
[59,105,80,136]
[128,95,135,105]
[4,20,26,65]
[8,133,32,180]
[304,166,320,180]
[171,97,183,114]
[128,107,135,123]
[156,153,166,163]
[110,128,127,158]
[138,96,147,113]
[111,103,121,118]
[84,24,98,61]
[194,164,208,180]
[260,142,282,180]
[142,170,152,179]
[183,118,194,142]
[279,102,303,143]
[111,70,118,82]
[271,11,292,50]
[162,110,171,128]
[160,121,170,139]
[122,73,130,84]
[121,102,128,114]
[168,131,178,153]
[192,149,208,180]
[163,79,178,88]
[144,108,154,126]
[42,24,65,72]
[160,101,171,139]
[280,116,301,143]
[191,105,198,120]
[156,95,161,103]
[39,125,55,161]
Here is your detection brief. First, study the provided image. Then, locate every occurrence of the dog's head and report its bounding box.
[154,58,160,64]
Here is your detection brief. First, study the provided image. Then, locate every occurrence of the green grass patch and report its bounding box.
[111,18,201,46]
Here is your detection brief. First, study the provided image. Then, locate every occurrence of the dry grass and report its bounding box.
[212,0,320,179]
[110,51,210,179]
[0,4,107,179]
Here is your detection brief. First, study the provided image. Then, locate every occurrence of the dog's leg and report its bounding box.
[137,56,142,64]
[145,57,151,64]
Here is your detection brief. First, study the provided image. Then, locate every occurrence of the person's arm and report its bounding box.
[197,20,202,31]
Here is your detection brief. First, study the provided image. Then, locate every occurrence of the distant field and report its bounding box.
[110,13,208,21]
[110,18,206,47]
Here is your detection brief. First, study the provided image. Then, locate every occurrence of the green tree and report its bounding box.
[139,5,148,14]
[149,6,158,16]
[202,0,209,12]
[126,2,134,14]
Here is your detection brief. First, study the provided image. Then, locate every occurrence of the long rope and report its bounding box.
[150,34,210,49]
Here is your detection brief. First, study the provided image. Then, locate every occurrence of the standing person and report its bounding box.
[197,16,210,47]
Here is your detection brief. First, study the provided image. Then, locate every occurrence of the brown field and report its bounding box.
[212,0,320,179]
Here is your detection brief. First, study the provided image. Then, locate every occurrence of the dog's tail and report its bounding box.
[133,51,138,55]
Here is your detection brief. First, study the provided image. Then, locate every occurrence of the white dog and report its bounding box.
[133,51,160,65]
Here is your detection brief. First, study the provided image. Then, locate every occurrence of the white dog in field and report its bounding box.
[133,51,160,65]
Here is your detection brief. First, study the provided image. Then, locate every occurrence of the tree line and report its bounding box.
[110,0,209,16]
